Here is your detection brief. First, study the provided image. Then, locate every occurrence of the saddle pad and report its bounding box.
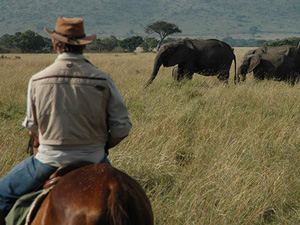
[5,188,51,225]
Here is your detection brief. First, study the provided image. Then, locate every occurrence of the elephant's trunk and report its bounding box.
[237,66,247,82]
[145,55,163,87]
[237,72,246,82]
[237,56,250,83]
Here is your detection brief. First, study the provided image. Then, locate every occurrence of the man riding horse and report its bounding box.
[0,16,132,224]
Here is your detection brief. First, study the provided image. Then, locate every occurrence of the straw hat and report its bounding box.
[44,16,96,45]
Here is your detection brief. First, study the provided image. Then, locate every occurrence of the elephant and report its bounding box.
[146,38,236,86]
[237,53,297,85]
[237,45,300,82]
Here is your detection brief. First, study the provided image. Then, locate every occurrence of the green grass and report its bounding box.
[1,50,300,224]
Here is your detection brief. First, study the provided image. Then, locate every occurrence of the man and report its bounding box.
[0,16,132,224]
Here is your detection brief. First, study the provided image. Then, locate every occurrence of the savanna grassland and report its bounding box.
[1,48,300,224]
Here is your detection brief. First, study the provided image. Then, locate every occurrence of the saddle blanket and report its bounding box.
[5,188,52,225]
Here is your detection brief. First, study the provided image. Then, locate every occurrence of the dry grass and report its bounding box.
[1,49,300,224]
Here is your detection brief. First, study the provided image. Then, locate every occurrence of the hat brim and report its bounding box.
[44,27,96,45]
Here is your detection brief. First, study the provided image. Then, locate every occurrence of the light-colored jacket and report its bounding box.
[29,54,130,145]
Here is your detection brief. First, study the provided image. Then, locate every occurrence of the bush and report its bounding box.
[263,37,300,47]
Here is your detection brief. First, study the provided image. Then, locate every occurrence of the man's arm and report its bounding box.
[106,76,132,150]
[22,78,38,133]
[105,134,127,150]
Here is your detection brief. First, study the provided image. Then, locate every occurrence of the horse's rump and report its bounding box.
[31,164,153,225]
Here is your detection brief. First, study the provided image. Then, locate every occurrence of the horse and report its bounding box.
[29,163,154,225]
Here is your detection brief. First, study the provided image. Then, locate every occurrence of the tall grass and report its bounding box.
[1,50,300,224]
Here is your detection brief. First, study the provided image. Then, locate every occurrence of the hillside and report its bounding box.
[1,0,300,40]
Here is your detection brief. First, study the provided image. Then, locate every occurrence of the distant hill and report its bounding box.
[1,0,300,40]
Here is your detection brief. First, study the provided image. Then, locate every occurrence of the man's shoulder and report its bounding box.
[31,61,60,80]
[85,63,111,78]
[31,58,111,81]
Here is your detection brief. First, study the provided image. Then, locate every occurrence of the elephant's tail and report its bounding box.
[233,54,237,84]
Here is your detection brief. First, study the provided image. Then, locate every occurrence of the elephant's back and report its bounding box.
[196,39,235,60]
[261,53,287,65]
[202,39,232,49]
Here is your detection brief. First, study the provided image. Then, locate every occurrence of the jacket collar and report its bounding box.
[57,53,92,64]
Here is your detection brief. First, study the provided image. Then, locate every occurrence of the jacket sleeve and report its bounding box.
[106,76,132,138]
[22,78,38,133]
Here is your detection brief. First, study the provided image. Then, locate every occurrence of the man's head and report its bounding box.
[44,16,96,54]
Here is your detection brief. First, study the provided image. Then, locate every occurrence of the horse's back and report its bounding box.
[32,164,154,225]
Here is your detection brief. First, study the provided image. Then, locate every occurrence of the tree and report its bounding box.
[101,35,119,52]
[0,31,51,53]
[145,21,181,50]
[263,37,300,47]
[86,38,101,52]
[87,35,119,52]
[140,37,159,52]
[13,30,49,53]
[0,34,15,49]
[119,36,144,52]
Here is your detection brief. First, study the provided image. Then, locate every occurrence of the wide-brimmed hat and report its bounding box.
[44,16,96,45]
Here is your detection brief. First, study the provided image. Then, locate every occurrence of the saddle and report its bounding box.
[43,161,94,189]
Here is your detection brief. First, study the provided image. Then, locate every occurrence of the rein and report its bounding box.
[27,136,39,156]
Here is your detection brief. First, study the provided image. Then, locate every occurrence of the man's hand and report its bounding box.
[29,131,38,139]
[28,131,39,155]
[105,135,127,150]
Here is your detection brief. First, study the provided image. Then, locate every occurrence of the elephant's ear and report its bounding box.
[182,38,197,50]
[248,55,261,72]
[286,47,294,56]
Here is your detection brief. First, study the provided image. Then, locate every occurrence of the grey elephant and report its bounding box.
[146,38,236,86]
[237,53,297,85]
[237,45,300,82]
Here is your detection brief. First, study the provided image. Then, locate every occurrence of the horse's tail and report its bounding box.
[106,169,154,225]
[107,176,129,225]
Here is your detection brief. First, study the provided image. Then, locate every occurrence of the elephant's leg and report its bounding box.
[253,70,264,80]
[289,72,296,86]
[185,71,194,80]
[172,65,185,81]
[181,61,194,80]
[217,71,229,84]
[295,72,300,84]
[172,63,194,82]
[172,66,180,81]
[295,73,300,84]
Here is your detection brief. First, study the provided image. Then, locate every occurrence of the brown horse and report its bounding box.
[30,164,154,225]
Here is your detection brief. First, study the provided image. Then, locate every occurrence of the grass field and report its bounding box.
[1,48,300,224]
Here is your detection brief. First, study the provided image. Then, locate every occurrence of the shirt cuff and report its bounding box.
[109,121,132,138]
[22,117,38,133]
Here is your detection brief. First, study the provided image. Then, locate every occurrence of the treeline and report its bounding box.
[0,30,52,53]
[222,36,300,47]
[0,30,159,53]
[222,37,267,47]
[263,37,300,47]
[1,30,300,53]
